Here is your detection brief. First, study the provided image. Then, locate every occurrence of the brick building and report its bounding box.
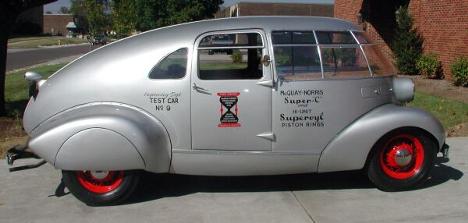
[43,14,74,36]
[335,0,468,78]
[216,2,334,18]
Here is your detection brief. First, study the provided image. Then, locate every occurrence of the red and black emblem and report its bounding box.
[217,92,241,128]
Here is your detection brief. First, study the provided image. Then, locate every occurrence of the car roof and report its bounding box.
[116,16,361,48]
[149,16,360,36]
[53,16,361,82]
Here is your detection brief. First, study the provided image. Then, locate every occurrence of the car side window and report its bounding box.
[272,31,321,81]
[320,47,370,78]
[198,33,263,80]
[149,48,187,79]
[316,31,356,44]
[353,32,394,76]
[316,31,371,78]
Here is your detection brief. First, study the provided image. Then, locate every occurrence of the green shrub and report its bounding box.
[416,53,443,79]
[392,6,423,75]
[451,57,468,87]
[231,50,243,63]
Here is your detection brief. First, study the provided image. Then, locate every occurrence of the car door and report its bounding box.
[191,30,273,151]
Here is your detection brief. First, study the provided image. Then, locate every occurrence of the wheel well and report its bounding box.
[363,127,440,170]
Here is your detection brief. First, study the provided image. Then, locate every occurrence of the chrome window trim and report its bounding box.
[315,30,357,45]
[197,30,265,49]
[350,31,373,77]
[313,30,325,79]
[317,44,362,48]
[350,31,370,44]
[271,30,317,45]
[194,29,268,80]
[272,44,319,47]
[198,46,263,50]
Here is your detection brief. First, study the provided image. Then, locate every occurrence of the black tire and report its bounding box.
[367,129,437,191]
[62,170,139,206]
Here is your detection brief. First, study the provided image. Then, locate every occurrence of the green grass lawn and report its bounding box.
[408,91,468,129]
[5,63,66,116]
[8,36,50,43]
[8,36,88,49]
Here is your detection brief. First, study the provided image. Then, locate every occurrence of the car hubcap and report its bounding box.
[379,134,425,180]
[76,171,124,194]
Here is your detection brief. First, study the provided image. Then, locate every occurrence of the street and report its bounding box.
[0,137,466,223]
[6,44,99,71]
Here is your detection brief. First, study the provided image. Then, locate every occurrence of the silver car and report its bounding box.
[7,16,447,206]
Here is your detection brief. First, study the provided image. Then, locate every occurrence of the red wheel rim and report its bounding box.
[76,171,124,194]
[379,134,425,180]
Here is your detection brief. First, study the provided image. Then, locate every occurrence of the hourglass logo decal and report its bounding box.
[217,92,241,128]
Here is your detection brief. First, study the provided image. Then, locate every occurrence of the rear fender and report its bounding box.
[56,128,144,170]
[28,103,171,172]
[317,104,445,173]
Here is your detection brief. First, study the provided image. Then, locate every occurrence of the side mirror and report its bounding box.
[261,55,272,66]
[24,71,44,98]
[24,71,43,82]
[392,77,415,103]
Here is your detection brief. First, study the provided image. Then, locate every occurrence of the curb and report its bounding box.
[6,55,80,75]
[37,43,90,49]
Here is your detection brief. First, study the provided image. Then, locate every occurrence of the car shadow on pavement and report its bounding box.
[48,157,463,203]
[123,157,463,204]
[412,157,464,190]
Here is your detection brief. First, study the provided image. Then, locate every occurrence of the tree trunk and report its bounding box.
[0,22,9,116]
[0,0,56,116]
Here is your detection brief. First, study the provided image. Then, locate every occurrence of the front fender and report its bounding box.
[317,104,445,173]
[28,103,171,172]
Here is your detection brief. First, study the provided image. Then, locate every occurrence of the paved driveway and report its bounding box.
[0,137,466,223]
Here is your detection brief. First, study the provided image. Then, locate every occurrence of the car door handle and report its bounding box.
[193,83,211,94]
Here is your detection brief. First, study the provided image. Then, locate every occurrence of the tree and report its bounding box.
[70,0,88,34]
[71,0,110,35]
[0,0,56,116]
[392,6,423,75]
[59,6,70,14]
[134,0,161,31]
[134,0,224,31]
[83,0,110,36]
[112,0,137,37]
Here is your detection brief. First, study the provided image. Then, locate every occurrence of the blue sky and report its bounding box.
[45,0,334,13]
